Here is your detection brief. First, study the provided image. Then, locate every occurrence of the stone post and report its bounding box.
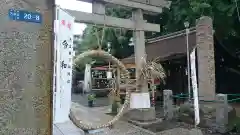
[163,90,173,120]
[0,0,53,134]
[215,94,228,133]
[196,16,216,101]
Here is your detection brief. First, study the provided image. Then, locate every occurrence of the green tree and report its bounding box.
[144,0,240,60]
[75,6,134,59]
[157,0,240,53]
[76,0,240,59]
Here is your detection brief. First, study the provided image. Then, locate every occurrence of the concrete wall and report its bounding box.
[0,0,53,134]
[196,16,216,101]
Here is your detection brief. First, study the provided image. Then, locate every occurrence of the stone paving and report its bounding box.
[53,102,155,135]
[53,120,155,135]
[70,102,113,126]
[88,121,155,135]
[53,102,207,135]
[53,120,85,135]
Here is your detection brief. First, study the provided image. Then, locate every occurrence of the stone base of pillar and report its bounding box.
[125,107,156,121]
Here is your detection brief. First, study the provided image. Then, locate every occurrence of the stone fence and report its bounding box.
[163,90,237,133]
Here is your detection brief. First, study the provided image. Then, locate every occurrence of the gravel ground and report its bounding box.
[143,120,215,135]
[125,101,240,135]
[129,118,239,135]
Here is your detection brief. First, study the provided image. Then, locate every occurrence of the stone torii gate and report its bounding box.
[68,0,171,121]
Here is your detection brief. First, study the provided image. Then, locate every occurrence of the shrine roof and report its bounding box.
[121,27,196,64]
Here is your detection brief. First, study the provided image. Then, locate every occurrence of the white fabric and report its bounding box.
[84,64,92,92]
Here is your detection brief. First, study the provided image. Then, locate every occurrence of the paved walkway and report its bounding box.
[70,102,113,126]
[53,102,155,135]
[54,120,155,135]
[53,120,84,135]
[87,121,155,135]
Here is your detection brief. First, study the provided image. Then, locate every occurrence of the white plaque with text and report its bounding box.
[130,93,151,109]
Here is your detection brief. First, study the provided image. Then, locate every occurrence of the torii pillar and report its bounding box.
[129,9,156,121]
[132,9,148,93]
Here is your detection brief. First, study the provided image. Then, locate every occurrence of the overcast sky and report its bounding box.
[56,0,92,35]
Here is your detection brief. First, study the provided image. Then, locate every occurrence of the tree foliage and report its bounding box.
[154,0,240,56]
[75,6,134,59]
[73,7,135,71]
[76,0,240,59]
[147,0,238,34]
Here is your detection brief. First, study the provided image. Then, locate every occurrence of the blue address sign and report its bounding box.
[8,9,42,24]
